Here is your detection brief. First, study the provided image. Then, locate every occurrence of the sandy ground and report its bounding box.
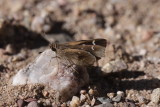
[0,0,160,106]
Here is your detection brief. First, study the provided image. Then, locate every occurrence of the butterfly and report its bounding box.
[50,39,107,66]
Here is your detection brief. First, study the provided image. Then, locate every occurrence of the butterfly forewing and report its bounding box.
[58,49,96,66]
[62,45,106,58]
[63,39,107,47]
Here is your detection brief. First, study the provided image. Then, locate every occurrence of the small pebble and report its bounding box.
[94,102,114,107]
[117,91,124,97]
[125,102,136,107]
[91,97,96,106]
[88,89,94,96]
[112,95,122,102]
[70,96,80,107]
[61,103,67,107]
[97,97,112,104]
[137,96,148,104]
[43,91,49,97]
[12,54,26,62]
[27,101,39,107]
[80,90,87,94]
[151,88,160,104]
[17,99,24,107]
[80,94,86,102]
[5,44,15,54]
[141,30,154,42]
[25,98,37,102]
[45,99,51,105]
[107,93,115,98]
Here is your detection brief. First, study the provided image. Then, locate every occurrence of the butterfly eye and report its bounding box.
[50,43,57,51]
[51,47,57,51]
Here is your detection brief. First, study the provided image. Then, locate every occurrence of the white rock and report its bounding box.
[151,88,160,104]
[12,49,89,100]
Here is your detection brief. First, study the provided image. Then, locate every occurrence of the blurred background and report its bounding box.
[0,0,160,106]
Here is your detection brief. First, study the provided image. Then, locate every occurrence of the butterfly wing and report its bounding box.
[63,39,107,47]
[59,49,96,66]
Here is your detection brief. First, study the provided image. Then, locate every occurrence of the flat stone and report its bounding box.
[12,49,89,101]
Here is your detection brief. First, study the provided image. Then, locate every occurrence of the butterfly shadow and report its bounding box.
[87,67,160,96]
[0,21,49,54]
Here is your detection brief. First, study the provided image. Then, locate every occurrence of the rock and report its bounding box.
[124,102,136,107]
[112,92,123,102]
[97,97,112,104]
[61,103,67,107]
[111,91,124,102]
[94,102,114,107]
[112,95,121,102]
[91,97,96,106]
[12,53,27,62]
[17,99,25,107]
[31,12,52,33]
[107,93,115,99]
[151,88,160,104]
[27,101,39,107]
[70,96,80,107]
[80,90,87,94]
[88,89,94,96]
[102,60,127,74]
[80,94,86,102]
[45,99,51,106]
[147,102,159,107]
[12,49,89,101]
[42,91,49,97]
[137,96,148,104]
[25,98,37,102]
[5,44,16,54]
[117,91,124,97]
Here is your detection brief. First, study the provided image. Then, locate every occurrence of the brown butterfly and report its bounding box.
[50,39,107,66]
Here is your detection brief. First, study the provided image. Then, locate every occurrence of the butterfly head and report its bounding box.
[50,43,58,52]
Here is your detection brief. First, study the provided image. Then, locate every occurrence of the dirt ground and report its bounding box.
[0,0,160,106]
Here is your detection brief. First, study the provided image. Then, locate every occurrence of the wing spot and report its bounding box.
[91,46,94,50]
[92,40,96,45]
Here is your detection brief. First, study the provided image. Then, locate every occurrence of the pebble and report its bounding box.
[107,93,115,99]
[112,95,122,102]
[88,89,94,95]
[45,99,51,105]
[17,99,25,107]
[111,91,124,102]
[80,90,87,94]
[5,44,16,54]
[91,97,96,106]
[124,102,136,107]
[97,97,112,104]
[137,96,148,104]
[27,101,39,107]
[141,30,154,42]
[80,94,86,102]
[70,96,80,107]
[139,49,147,56]
[102,60,127,73]
[151,88,160,104]
[61,103,67,107]
[94,102,114,107]
[25,98,37,102]
[12,53,26,62]
[117,91,124,97]
[85,105,90,107]
[43,91,49,97]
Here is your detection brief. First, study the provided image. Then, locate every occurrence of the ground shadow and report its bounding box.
[88,68,160,95]
[0,21,49,53]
